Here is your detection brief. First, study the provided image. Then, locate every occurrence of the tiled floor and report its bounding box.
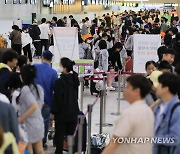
[45,87,130,154]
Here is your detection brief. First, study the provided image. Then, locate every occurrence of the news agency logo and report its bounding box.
[91,133,111,148]
[112,137,175,144]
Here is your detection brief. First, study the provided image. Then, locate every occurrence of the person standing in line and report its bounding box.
[153,73,180,154]
[98,40,109,72]
[39,18,51,53]
[34,50,58,149]
[51,57,80,154]
[81,19,88,41]
[9,25,22,55]
[0,101,19,143]
[69,15,79,27]
[172,32,180,66]
[124,26,134,56]
[107,42,123,90]
[104,13,111,28]
[160,48,175,72]
[102,75,154,154]
[29,20,41,58]
[21,27,32,62]
[63,16,68,27]
[78,33,88,59]
[18,65,44,154]
[51,16,57,28]
[0,49,18,98]
[90,19,97,36]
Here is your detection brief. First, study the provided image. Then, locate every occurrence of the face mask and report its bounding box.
[99,33,102,37]
[87,39,92,44]
[126,31,129,34]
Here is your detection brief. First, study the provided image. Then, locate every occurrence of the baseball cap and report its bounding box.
[144,24,150,29]
[42,50,53,60]
[86,34,93,40]
[147,71,163,88]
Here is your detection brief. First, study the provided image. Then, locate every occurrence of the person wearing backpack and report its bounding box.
[153,73,180,154]
[51,57,80,154]
[29,20,41,58]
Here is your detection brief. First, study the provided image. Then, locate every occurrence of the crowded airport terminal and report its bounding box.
[0,0,180,154]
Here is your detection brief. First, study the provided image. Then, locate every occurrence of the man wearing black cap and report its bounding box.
[34,50,58,149]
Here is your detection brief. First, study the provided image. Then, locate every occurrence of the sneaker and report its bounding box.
[106,86,116,91]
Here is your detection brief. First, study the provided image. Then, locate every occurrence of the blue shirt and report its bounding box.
[34,62,58,107]
[153,96,180,154]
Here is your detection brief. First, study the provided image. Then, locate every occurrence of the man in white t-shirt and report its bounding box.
[102,74,154,154]
[39,18,51,53]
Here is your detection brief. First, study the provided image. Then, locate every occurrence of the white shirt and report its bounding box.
[0,93,10,104]
[39,23,50,40]
[114,100,154,154]
[11,90,20,113]
[21,32,32,48]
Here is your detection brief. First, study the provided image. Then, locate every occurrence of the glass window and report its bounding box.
[30,0,36,4]
[5,0,13,4]
[13,0,19,3]
[54,0,59,4]
[19,0,28,3]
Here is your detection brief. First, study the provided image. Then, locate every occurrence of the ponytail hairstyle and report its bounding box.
[60,57,80,88]
[0,126,4,148]
[20,65,40,99]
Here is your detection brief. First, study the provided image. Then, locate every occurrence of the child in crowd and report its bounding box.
[158,60,173,73]
[145,60,157,76]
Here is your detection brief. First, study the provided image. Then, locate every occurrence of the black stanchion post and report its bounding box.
[99,90,104,134]
[102,76,113,127]
[78,115,85,154]
[103,76,106,124]
[67,135,74,154]
[87,104,93,154]
[79,77,84,111]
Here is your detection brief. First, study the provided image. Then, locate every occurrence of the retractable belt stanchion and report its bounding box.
[87,104,93,154]
[111,71,121,116]
[102,76,113,127]
[67,135,74,154]
[79,77,84,111]
[123,73,127,96]
[99,90,104,134]
[78,115,85,154]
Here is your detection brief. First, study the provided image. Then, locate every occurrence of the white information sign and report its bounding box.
[52,27,79,71]
[133,34,161,73]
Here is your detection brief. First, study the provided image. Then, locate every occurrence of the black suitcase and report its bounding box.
[90,79,100,95]
[74,111,87,153]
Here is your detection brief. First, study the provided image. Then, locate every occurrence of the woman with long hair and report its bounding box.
[18,65,44,154]
[51,57,80,154]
